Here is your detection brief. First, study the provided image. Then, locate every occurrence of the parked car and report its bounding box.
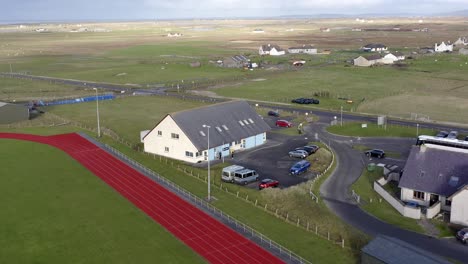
[258,179,279,190]
[291,98,320,104]
[267,110,280,117]
[221,165,244,183]
[364,149,385,158]
[296,145,320,155]
[233,169,259,185]
[456,228,468,244]
[290,160,311,175]
[435,131,449,138]
[447,130,458,139]
[289,150,308,159]
[276,120,292,128]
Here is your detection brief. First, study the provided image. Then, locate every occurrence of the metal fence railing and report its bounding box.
[79,132,312,264]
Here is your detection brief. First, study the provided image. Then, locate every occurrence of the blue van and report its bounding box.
[290,160,311,175]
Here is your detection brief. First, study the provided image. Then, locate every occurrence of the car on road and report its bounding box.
[365,149,385,158]
[290,160,311,175]
[289,150,308,159]
[456,228,468,244]
[435,131,449,138]
[447,130,458,139]
[258,179,279,190]
[268,110,280,117]
[276,120,292,128]
[291,98,320,104]
[296,145,320,155]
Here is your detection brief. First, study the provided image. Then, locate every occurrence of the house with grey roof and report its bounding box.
[361,235,452,264]
[353,54,383,67]
[361,43,388,52]
[259,44,285,56]
[142,100,271,163]
[0,101,29,124]
[288,45,317,54]
[399,144,468,225]
[454,37,467,47]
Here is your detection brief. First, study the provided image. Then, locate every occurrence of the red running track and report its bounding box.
[0,133,285,264]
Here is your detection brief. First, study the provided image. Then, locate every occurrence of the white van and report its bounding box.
[233,169,259,185]
[221,165,244,182]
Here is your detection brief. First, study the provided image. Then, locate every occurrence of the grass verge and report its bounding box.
[328,122,436,138]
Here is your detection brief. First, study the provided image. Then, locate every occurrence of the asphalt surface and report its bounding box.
[311,121,468,263]
[4,72,468,261]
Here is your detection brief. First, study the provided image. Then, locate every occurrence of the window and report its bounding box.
[222,125,229,130]
[196,152,202,157]
[157,130,162,136]
[185,151,194,157]
[413,191,425,200]
[216,126,222,132]
[248,118,254,124]
[171,133,179,139]
[243,119,249,125]
[445,199,452,206]
[199,131,206,137]
[238,120,245,126]
[164,147,169,152]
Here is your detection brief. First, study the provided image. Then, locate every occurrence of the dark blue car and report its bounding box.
[290,160,311,175]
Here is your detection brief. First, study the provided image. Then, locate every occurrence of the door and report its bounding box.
[430,194,439,206]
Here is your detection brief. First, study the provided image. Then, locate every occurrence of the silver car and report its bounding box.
[456,228,468,244]
[288,150,308,159]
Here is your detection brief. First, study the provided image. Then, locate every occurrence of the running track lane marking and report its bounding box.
[0,133,286,264]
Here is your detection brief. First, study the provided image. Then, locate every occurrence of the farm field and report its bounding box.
[0,139,205,264]
[1,19,468,124]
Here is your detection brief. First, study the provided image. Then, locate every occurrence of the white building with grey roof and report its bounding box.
[399,143,468,225]
[142,100,271,163]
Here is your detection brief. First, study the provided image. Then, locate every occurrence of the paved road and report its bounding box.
[4,72,468,261]
[309,122,468,263]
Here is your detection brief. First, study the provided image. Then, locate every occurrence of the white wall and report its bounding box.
[426,201,441,219]
[451,189,468,226]
[143,115,201,163]
[401,187,430,207]
[269,48,285,56]
[374,181,420,219]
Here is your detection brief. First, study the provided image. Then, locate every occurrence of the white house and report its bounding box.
[399,144,468,225]
[434,42,453,52]
[259,44,285,56]
[362,43,388,52]
[143,100,271,163]
[288,45,317,54]
[167,32,183,37]
[353,54,383,67]
[381,52,405,64]
[454,37,468,46]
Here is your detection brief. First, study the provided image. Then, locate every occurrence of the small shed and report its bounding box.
[0,102,30,124]
[361,235,452,264]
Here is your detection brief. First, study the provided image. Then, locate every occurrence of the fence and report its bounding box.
[4,112,349,251]
[79,132,311,264]
[373,179,421,219]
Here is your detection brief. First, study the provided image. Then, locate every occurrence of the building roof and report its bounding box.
[362,235,452,264]
[364,54,383,61]
[170,100,271,151]
[261,44,284,52]
[363,43,387,49]
[390,51,405,57]
[0,102,7,107]
[231,55,248,63]
[288,45,315,50]
[399,144,468,197]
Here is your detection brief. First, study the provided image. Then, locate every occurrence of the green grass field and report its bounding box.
[0,139,205,264]
[327,122,436,138]
[351,168,424,233]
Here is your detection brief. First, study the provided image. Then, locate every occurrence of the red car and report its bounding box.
[275,120,292,128]
[259,179,279,190]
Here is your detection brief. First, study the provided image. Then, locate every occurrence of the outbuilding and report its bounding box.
[143,100,271,163]
[0,102,29,124]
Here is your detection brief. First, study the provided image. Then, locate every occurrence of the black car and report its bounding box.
[364,149,385,158]
[267,110,280,117]
[435,131,449,138]
[296,145,320,155]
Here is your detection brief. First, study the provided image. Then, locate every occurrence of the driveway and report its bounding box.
[309,122,468,262]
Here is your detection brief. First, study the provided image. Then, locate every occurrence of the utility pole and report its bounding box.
[203,124,211,201]
[93,88,101,137]
[340,106,343,126]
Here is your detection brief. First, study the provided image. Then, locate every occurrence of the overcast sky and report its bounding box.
[1,0,468,22]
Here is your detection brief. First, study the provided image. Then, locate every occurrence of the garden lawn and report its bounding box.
[327,122,436,138]
[0,139,205,264]
[352,168,424,233]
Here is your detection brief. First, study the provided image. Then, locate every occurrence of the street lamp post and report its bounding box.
[93,88,101,137]
[340,106,343,127]
[203,124,211,201]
